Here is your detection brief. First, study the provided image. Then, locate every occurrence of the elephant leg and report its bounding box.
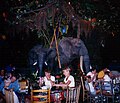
[83,55,90,74]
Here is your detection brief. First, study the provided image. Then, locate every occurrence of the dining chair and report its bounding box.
[83,81,90,103]
[19,80,29,91]
[66,84,81,103]
[100,80,115,103]
[31,89,50,103]
[19,80,29,103]
[4,89,14,103]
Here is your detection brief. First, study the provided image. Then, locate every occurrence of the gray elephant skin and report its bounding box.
[28,37,90,76]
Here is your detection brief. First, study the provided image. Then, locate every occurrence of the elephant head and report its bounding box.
[58,37,90,73]
[28,44,58,76]
[28,45,48,76]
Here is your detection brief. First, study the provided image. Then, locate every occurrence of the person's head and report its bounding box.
[44,69,51,78]
[90,68,96,74]
[11,76,17,83]
[87,76,91,83]
[103,67,108,72]
[10,72,19,82]
[105,71,110,75]
[0,69,5,76]
[62,67,70,77]
[105,70,113,77]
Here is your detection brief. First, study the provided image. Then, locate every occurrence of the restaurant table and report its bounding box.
[50,89,66,103]
[34,86,66,102]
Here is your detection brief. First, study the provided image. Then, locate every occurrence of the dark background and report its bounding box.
[0,0,120,70]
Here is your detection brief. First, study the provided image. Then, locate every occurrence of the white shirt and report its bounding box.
[4,78,11,87]
[87,72,96,82]
[104,74,111,82]
[88,82,96,93]
[64,75,75,87]
[44,76,55,89]
[104,74,112,85]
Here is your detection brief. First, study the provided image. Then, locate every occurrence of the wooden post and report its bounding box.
[50,28,61,69]
[54,29,61,69]
[50,34,55,48]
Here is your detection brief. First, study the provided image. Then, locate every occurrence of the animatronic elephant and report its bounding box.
[28,37,90,76]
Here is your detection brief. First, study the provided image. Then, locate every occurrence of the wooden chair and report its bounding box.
[80,77,90,103]
[19,80,29,103]
[31,89,50,103]
[4,89,14,103]
[66,84,81,103]
[19,80,29,91]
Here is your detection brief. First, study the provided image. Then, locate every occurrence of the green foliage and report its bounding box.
[69,0,120,33]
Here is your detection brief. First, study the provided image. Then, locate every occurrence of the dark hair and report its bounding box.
[62,67,71,71]
[105,71,110,75]
[44,69,51,73]
[11,71,19,79]
[87,75,91,79]
[90,68,96,72]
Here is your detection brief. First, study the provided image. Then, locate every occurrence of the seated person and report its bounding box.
[98,67,110,80]
[85,76,100,95]
[2,72,20,103]
[39,69,55,89]
[0,70,5,92]
[7,73,20,93]
[54,67,75,88]
[103,71,113,92]
[0,69,6,102]
[0,69,5,84]
[86,68,97,83]
[86,75,112,96]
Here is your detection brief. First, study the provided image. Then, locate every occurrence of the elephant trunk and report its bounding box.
[38,53,46,77]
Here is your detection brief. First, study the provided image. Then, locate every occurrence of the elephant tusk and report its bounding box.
[80,56,84,74]
[33,61,37,65]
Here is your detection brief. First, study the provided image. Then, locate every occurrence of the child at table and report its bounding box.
[39,69,55,90]
[53,67,75,103]
[54,67,75,88]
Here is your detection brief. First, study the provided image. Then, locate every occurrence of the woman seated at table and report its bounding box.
[85,76,101,95]
[103,70,113,93]
[39,69,55,90]
[53,67,75,88]
[1,72,20,103]
[98,67,110,80]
